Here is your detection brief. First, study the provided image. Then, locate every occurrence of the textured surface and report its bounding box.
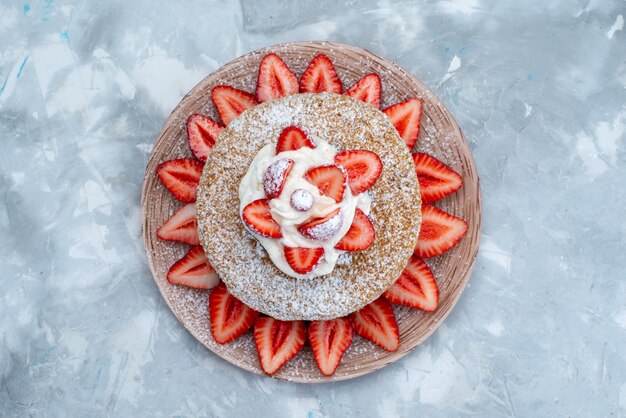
[1,0,626,416]
[197,93,421,320]
[143,43,478,381]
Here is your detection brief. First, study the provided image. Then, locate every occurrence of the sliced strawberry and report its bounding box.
[334,150,383,195]
[209,283,260,344]
[384,255,439,311]
[334,208,375,251]
[276,126,315,154]
[256,53,299,103]
[284,247,325,274]
[344,74,382,109]
[304,164,346,203]
[157,203,199,245]
[349,297,399,352]
[254,317,306,375]
[167,246,220,290]
[383,98,423,150]
[308,318,353,376]
[298,208,343,241]
[299,54,342,94]
[157,158,203,203]
[413,153,463,203]
[414,205,468,258]
[242,199,282,238]
[263,158,294,199]
[211,85,258,126]
[186,114,224,162]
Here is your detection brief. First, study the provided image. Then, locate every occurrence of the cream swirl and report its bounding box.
[239,136,371,279]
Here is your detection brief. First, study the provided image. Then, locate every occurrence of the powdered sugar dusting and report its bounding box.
[290,189,313,211]
[262,158,292,198]
[196,93,421,320]
[304,209,344,241]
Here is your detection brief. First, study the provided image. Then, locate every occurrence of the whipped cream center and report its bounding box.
[239,136,371,279]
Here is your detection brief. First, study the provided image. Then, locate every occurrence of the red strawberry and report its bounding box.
[413,153,462,203]
[334,150,383,195]
[298,208,343,241]
[186,114,224,162]
[299,54,342,94]
[284,247,325,274]
[157,203,200,245]
[334,209,375,252]
[304,165,346,203]
[383,98,423,150]
[242,199,282,238]
[349,297,399,352]
[209,283,260,344]
[254,317,306,375]
[308,318,353,376]
[167,246,220,290]
[256,53,299,103]
[344,74,382,109]
[157,158,203,203]
[384,255,439,311]
[263,158,294,199]
[414,205,468,258]
[276,126,315,153]
[211,85,258,126]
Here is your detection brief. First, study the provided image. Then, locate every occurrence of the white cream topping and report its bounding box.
[239,136,371,279]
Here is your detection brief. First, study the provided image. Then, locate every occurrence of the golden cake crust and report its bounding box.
[196,93,421,320]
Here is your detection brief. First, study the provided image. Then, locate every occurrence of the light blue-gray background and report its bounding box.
[1,0,625,416]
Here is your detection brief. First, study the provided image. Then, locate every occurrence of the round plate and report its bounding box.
[141,41,482,382]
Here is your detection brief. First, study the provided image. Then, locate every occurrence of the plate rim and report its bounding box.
[141,40,482,383]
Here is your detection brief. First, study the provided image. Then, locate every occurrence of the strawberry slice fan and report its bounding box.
[153,51,471,377]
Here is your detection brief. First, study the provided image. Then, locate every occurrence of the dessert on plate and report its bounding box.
[154,52,468,376]
[198,93,421,321]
